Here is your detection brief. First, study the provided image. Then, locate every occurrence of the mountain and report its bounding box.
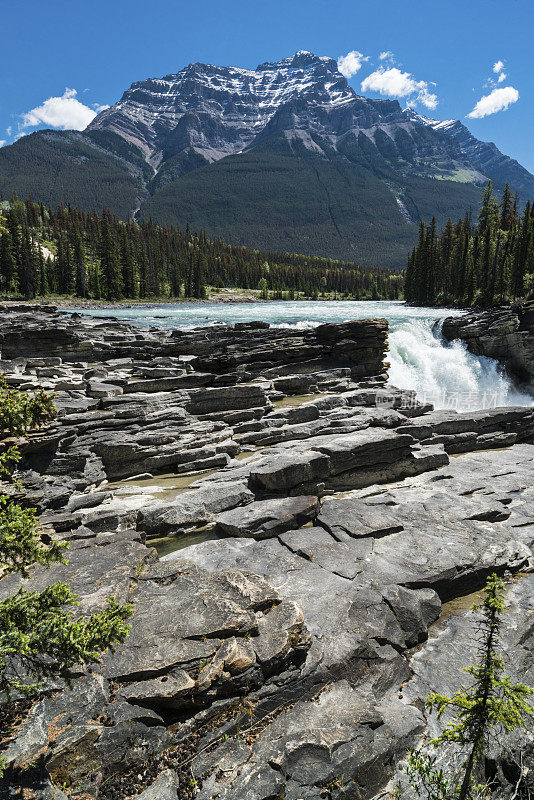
[403,107,534,200]
[1,51,533,267]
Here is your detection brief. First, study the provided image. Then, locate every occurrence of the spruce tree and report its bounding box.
[18,228,37,299]
[120,230,138,298]
[71,227,87,298]
[0,231,17,293]
[478,181,499,236]
[499,184,515,231]
[407,575,534,800]
[99,212,123,300]
[511,202,531,299]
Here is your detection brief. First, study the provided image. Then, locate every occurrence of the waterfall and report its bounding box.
[388,317,532,411]
[71,300,533,412]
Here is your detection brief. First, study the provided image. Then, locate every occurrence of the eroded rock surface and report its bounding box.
[0,307,532,800]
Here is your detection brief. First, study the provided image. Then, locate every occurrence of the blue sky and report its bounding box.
[1,0,533,172]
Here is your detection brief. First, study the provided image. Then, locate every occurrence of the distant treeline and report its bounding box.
[0,198,403,301]
[405,182,534,307]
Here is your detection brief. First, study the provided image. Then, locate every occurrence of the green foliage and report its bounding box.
[406,574,534,800]
[258,276,269,300]
[0,381,132,713]
[0,587,132,698]
[0,197,403,300]
[405,182,534,306]
[0,498,67,578]
[0,375,55,436]
[405,751,453,800]
[0,446,21,484]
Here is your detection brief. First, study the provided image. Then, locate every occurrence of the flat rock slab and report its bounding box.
[310,429,414,474]
[216,495,319,538]
[138,481,254,535]
[279,526,371,579]
[318,497,404,539]
[249,450,330,491]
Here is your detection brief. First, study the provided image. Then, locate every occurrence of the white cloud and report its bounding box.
[379,50,394,61]
[493,60,504,74]
[21,88,100,131]
[337,50,369,78]
[0,140,5,148]
[467,85,519,118]
[360,67,438,109]
[497,72,506,83]
[5,126,12,137]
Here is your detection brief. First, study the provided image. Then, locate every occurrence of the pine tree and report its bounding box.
[0,231,17,293]
[19,228,37,299]
[499,183,515,231]
[120,230,138,298]
[407,575,534,800]
[511,202,531,299]
[99,212,123,300]
[478,181,499,236]
[71,227,87,298]
[55,232,74,294]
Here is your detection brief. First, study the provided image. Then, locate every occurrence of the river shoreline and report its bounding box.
[0,292,384,310]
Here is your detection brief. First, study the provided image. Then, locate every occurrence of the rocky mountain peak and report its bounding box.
[403,106,534,197]
[3,51,533,270]
[87,51,358,162]
[256,49,339,72]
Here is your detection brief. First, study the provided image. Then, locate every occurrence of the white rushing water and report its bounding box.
[72,300,533,411]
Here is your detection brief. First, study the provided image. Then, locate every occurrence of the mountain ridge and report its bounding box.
[1,51,533,267]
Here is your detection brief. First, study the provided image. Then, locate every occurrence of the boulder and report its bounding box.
[131,770,180,800]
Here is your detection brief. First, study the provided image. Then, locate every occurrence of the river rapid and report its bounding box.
[73,300,533,411]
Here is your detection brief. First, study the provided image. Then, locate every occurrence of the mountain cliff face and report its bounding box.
[403,107,534,200]
[89,51,358,162]
[1,51,533,267]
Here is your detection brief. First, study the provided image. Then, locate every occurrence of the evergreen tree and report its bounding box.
[0,231,17,293]
[99,212,123,300]
[71,227,87,298]
[19,228,37,299]
[477,181,499,236]
[55,232,74,294]
[499,183,515,231]
[511,202,531,299]
[120,230,138,298]
[407,575,534,800]
[405,183,534,307]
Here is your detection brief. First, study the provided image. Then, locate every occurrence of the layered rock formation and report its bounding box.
[1,307,533,800]
[442,301,534,390]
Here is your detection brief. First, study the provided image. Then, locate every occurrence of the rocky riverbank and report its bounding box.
[442,301,534,390]
[1,306,533,800]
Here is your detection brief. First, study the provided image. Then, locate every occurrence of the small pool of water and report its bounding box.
[153,529,221,558]
[107,469,217,500]
[272,392,330,408]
